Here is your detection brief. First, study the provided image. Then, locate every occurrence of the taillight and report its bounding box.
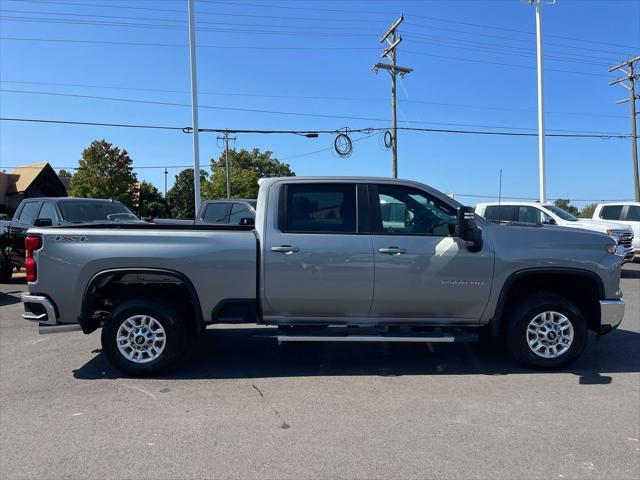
[25,236,42,282]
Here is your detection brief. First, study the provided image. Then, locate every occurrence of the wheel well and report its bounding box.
[497,272,602,334]
[81,270,203,336]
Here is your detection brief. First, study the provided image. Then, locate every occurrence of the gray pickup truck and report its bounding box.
[21,177,625,375]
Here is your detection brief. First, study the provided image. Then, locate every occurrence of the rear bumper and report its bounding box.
[21,293,82,334]
[598,299,625,335]
[21,292,57,325]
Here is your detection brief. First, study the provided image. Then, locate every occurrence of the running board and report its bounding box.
[256,327,478,344]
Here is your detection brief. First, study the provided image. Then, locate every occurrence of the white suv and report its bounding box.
[475,201,635,263]
[593,202,640,260]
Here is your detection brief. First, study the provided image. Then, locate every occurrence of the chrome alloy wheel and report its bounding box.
[116,315,166,363]
[526,311,574,359]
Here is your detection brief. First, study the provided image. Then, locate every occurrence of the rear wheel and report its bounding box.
[505,294,588,369]
[101,298,188,376]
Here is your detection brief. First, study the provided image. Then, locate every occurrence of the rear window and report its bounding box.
[58,201,138,223]
[600,205,624,220]
[228,203,254,225]
[202,203,229,223]
[284,184,356,233]
[483,205,518,222]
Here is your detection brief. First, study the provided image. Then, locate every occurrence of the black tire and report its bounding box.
[505,293,588,370]
[0,255,13,283]
[101,298,188,376]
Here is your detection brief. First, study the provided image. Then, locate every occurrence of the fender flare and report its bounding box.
[488,267,605,336]
[79,268,204,335]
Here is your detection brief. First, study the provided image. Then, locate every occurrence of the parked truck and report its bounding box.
[21,177,625,375]
[1,197,141,282]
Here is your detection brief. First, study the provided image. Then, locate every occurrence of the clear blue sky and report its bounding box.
[1,0,639,207]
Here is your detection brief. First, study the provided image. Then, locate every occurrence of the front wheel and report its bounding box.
[101,298,188,376]
[505,294,588,370]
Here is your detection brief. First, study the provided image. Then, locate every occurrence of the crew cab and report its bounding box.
[150,199,256,226]
[21,178,625,375]
[1,197,141,282]
[475,201,635,263]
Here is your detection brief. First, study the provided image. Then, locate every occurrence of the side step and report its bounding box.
[257,327,478,344]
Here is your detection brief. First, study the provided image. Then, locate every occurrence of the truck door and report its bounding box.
[9,201,43,268]
[369,184,493,322]
[262,182,374,320]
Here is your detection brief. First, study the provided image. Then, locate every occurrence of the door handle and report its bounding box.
[378,247,407,255]
[271,245,299,254]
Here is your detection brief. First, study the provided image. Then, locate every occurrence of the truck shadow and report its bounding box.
[73,327,640,384]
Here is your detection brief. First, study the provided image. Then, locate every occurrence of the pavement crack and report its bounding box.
[251,383,290,429]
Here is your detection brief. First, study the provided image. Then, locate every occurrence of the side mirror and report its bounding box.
[542,217,556,225]
[456,206,483,252]
[34,218,53,227]
[239,217,255,226]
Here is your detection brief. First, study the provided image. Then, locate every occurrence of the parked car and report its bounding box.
[1,197,141,282]
[475,201,634,263]
[592,202,640,260]
[22,177,624,375]
[150,199,257,226]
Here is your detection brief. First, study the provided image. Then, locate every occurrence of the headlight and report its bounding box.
[605,244,616,254]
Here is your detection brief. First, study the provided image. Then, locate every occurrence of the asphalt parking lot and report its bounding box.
[1,266,639,480]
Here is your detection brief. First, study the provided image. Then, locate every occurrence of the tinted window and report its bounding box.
[543,205,578,222]
[58,201,138,223]
[600,205,624,220]
[284,184,356,233]
[18,202,42,225]
[38,202,57,222]
[484,205,518,222]
[518,206,545,224]
[203,203,229,223]
[375,185,457,235]
[228,203,254,225]
[625,206,640,221]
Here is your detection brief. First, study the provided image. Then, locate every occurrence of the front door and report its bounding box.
[262,182,374,320]
[369,184,493,321]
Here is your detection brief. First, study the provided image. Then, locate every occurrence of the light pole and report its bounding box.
[187,0,201,212]
[525,0,555,203]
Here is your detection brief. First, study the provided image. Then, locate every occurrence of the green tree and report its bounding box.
[138,181,168,218]
[166,168,208,218]
[553,198,580,217]
[70,140,137,207]
[206,148,294,199]
[579,203,598,219]
[58,169,73,179]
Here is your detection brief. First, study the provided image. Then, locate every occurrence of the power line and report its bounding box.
[0,36,611,77]
[0,117,631,139]
[0,80,626,119]
[1,88,628,135]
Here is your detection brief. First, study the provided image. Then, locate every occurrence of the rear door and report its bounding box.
[9,201,43,267]
[262,182,374,320]
[369,183,493,321]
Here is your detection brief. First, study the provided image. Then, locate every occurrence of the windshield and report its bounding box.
[58,201,140,223]
[543,204,579,222]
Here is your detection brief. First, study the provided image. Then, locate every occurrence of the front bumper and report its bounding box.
[598,299,625,335]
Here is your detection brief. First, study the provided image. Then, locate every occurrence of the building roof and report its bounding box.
[9,162,50,193]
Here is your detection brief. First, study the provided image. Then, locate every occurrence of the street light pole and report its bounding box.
[187,0,201,212]
[526,0,554,203]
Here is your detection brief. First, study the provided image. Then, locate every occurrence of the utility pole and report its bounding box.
[525,0,555,203]
[371,14,412,178]
[217,130,236,199]
[609,55,640,202]
[164,167,168,198]
[187,0,201,212]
